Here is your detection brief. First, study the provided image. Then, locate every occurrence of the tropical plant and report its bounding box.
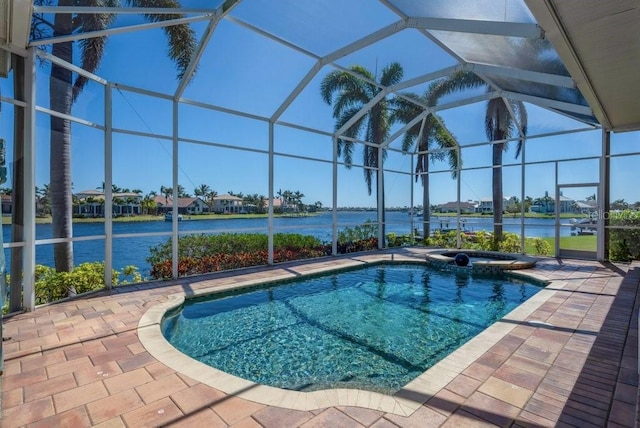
[147,232,329,278]
[33,262,143,305]
[160,185,172,205]
[321,62,404,241]
[177,185,190,198]
[390,80,460,236]
[430,71,528,248]
[194,183,211,198]
[242,193,267,214]
[141,194,158,215]
[35,184,52,216]
[31,1,197,273]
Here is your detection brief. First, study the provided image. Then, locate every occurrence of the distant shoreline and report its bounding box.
[2,212,320,225]
[0,210,581,225]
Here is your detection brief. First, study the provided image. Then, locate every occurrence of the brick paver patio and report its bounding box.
[2,249,638,427]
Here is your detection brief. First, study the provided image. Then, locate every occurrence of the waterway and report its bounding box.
[2,211,569,275]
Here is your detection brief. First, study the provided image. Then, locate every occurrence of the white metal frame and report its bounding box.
[5,2,629,312]
[555,182,601,260]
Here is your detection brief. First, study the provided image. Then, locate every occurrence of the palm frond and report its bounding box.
[128,0,197,80]
[363,144,378,195]
[401,132,417,154]
[427,71,486,105]
[349,65,375,82]
[379,62,403,87]
[320,71,368,117]
[69,0,116,101]
[431,115,460,178]
[335,105,365,166]
[511,100,528,158]
[389,92,422,125]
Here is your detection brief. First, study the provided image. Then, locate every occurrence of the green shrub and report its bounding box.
[386,232,415,247]
[499,233,522,253]
[337,221,378,244]
[431,230,530,254]
[149,247,328,279]
[33,262,143,305]
[430,230,457,248]
[467,230,492,250]
[531,237,551,256]
[147,233,330,279]
[610,210,640,261]
[146,233,326,267]
[336,222,379,253]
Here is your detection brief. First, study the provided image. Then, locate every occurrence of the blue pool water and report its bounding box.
[162,263,544,394]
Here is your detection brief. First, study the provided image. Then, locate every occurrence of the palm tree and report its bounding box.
[321,62,404,241]
[31,1,197,272]
[177,184,190,198]
[429,71,528,247]
[160,185,172,206]
[292,190,305,213]
[36,184,52,217]
[390,81,460,237]
[194,184,211,199]
[206,190,218,212]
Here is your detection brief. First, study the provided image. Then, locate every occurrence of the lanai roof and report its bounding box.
[2,0,638,138]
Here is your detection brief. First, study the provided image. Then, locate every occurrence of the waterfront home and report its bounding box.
[435,201,477,214]
[476,197,493,214]
[75,189,143,217]
[154,195,210,215]
[530,193,582,214]
[475,196,519,214]
[211,194,244,214]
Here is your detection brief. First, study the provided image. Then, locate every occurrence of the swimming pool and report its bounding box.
[161,262,544,394]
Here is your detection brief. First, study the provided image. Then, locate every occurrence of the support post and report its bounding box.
[598,129,610,261]
[520,138,526,253]
[377,145,384,249]
[332,137,338,256]
[104,84,113,287]
[554,162,559,258]
[172,101,179,278]
[23,48,37,311]
[456,148,461,248]
[410,154,414,245]
[268,122,274,264]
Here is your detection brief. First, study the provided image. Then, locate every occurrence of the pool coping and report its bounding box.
[137,254,564,417]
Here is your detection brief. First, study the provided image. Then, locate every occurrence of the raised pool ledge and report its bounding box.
[425,249,537,274]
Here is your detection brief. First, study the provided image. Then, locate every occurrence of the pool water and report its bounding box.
[162,263,543,394]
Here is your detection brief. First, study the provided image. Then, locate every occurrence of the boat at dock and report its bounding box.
[164,212,183,222]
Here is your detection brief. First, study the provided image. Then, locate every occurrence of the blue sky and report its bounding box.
[1,2,639,208]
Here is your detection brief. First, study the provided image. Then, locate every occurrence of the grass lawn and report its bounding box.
[524,235,597,256]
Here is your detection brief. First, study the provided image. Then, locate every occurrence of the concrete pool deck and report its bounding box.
[2,248,639,427]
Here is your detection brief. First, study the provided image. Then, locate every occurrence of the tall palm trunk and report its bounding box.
[420,135,431,238]
[377,166,385,247]
[421,163,431,239]
[492,141,504,249]
[50,7,74,273]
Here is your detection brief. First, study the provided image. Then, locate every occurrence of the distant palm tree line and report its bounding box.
[21,183,318,217]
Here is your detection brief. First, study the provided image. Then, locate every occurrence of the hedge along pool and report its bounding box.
[161,263,545,394]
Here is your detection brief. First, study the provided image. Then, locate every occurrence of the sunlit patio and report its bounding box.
[2,250,639,426]
[1,0,639,426]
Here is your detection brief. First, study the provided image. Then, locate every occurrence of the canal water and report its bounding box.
[2,211,566,274]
